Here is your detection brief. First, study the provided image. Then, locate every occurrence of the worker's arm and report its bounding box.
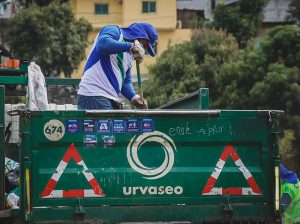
[121,68,136,101]
[121,68,148,109]
[97,25,132,55]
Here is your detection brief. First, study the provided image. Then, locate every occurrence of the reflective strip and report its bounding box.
[211,160,225,179]
[43,190,63,198]
[41,144,105,198]
[235,159,251,179]
[62,144,82,163]
[203,187,222,195]
[78,160,94,181]
[52,160,67,182]
[203,187,260,195]
[201,145,262,196]
[44,189,105,198]
[246,176,262,194]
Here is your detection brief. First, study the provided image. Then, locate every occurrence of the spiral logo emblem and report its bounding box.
[127,131,176,180]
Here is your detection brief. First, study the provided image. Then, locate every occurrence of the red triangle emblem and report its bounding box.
[41,144,105,198]
[201,145,262,195]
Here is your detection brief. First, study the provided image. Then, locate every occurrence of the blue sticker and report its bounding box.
[98,120,111,133]
[142,119,154,132]
[66,120,79,133]
[84,134,97,147]
[102,135,116,147]
[127,119,139,132]
[113,120,126,133]
[83,120,95,132]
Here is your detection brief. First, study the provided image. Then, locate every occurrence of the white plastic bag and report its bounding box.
[6,187,20,209]
[26,62,49,110]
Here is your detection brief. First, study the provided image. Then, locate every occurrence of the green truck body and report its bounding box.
[0,68,283,223]
[2,109,280,223]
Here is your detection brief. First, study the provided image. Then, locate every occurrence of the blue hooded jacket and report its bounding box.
[280,163,298,184]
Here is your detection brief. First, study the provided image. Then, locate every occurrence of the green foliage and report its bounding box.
[144,28,239,108]
[20,0,68,7]
[250,64,300,112]
[261,25,300,67]
[5,1,92,77]
[279,130,299,173]
[144,42,201,107]
[213,48,267,108]
[214,25,300,173]
[212,0,267,48]
[288,0,300,22]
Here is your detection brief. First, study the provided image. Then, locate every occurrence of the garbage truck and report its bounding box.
[0,62,283,223]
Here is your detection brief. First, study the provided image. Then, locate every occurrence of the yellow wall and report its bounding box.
[70,0,192,78]
[122,0,176,29]
[72,0,123,28]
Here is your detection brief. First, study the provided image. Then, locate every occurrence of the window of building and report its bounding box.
[95,3,108,15]
[142,1,156,13]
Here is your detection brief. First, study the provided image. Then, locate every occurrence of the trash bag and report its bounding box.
[6,187,20,209]
[5,168,19,193]
[26,61,49,110]
[5,157,19,175]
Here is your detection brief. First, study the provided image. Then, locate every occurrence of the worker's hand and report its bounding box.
[131,95,148,109]
[131,40,145,64]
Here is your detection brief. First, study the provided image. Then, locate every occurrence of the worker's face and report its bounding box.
[138,39,149,49]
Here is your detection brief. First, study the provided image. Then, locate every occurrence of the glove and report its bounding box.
[130,40,145,64]
[131,95,148,109]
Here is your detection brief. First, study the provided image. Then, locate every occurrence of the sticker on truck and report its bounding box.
[44,119,65,141]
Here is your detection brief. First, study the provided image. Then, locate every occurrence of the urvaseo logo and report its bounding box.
[123,185,183,196]
[127,131,176,180]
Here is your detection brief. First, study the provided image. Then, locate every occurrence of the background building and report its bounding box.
[70,0,192,78]
[177,0,214,28]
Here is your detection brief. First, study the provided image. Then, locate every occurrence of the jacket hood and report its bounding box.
[121,23,158,57]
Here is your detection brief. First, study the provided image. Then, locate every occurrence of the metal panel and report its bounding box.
[0,86,4,211]
[18,109,282,222]
[0,76,80,86]
[199,88,209,109]
[158,88,210,109]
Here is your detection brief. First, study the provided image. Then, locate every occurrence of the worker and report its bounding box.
[77,23,158,110]
[280,163,300,224]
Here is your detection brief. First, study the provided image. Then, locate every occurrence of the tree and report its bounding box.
[19,0,68,7]
[215,26,300,109]
[144,28,239,108]
[5,1,92,77]
[214,25,300,173]
[288,0,300,22]
[262,25,300,68]
[212,0,267,48]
